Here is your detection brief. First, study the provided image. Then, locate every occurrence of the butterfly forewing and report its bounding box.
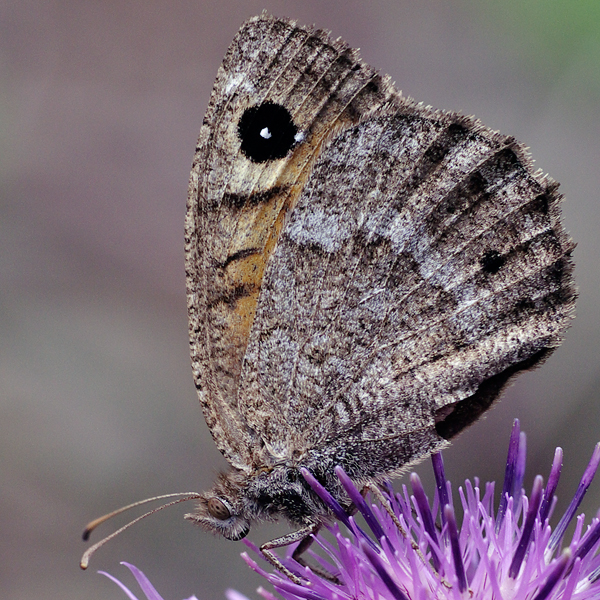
[186,14,399,469]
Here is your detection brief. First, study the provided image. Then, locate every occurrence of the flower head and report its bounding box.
[242,420,600,600]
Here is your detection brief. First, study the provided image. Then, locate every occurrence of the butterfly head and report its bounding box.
[185,472,251,541]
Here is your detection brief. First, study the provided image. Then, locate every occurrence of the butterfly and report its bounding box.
[187,12,576,582]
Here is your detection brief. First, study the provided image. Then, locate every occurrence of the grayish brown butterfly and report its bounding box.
[82,12,576,584]
[183,12,575,580]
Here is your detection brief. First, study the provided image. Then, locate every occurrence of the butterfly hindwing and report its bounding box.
[237,108,575,478]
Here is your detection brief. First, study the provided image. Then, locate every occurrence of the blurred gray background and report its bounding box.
[1,1,599,599]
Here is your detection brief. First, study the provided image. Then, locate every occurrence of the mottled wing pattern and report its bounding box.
[238,109,575,477]
[186,15,400,469]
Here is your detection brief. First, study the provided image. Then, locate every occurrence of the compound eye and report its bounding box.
[207,497,231,520]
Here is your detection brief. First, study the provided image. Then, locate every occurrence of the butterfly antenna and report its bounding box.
[80,492,201,569]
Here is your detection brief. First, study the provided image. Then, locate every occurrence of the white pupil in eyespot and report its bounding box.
[259,127,272,139]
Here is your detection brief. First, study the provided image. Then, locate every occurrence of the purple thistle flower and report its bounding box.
[241,420,600,600]
[99,562,200,600]
[102,421,600,600]
[100,563,253,600]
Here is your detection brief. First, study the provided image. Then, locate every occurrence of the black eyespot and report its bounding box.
[237,101,298,163]
[207,497,231,520]
[481,250,506,274]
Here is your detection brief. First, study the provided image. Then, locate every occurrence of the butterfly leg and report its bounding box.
[364,483,410,539]
[289,493,368,584]
[261,494,365,585]
[365,483,451,589]
[290,526,345,585]
[260,524,319,585]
